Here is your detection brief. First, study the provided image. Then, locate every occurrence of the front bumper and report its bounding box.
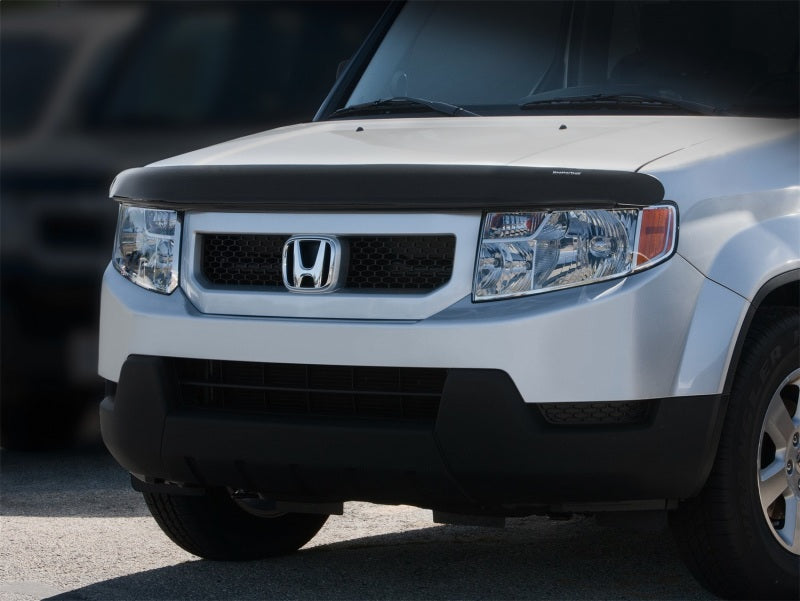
[101,355,725,511]
[98,252,735,404]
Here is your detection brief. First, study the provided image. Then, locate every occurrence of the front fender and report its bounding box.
[703,213,800,301]
[673,209,800,397]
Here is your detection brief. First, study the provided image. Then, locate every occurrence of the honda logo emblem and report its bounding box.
[282,236,342,293]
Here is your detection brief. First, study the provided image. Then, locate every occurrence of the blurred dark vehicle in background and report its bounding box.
[0,1,387,449]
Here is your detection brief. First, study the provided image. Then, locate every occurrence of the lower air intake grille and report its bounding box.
[176,359,446,423]
[537,401,652,426]
[199,234,455,292]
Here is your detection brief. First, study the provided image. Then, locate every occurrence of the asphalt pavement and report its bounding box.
[1,441,717,601]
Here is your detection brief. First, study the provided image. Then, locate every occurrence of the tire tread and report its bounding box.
[143,488,329,560]
[670,307,799,600]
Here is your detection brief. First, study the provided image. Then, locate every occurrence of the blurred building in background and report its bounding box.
[0,1,387,448]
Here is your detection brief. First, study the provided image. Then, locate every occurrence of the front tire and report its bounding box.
[671,308,800,600]
[143,488,329,560]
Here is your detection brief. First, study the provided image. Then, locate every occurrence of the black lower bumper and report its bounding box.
[101,355,726,513]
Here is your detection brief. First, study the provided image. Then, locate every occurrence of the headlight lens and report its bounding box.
[112,205,181,294]
[474,205,675,300]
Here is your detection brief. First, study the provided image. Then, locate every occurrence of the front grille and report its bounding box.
[202,234,286,287]
[344,236,454,290]
[176,359,447,423]
[199,234,454,292]
[537,401,652,426]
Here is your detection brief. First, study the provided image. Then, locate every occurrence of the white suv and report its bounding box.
[99,2,799,598]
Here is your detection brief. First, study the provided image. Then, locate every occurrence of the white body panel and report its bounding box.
[148,116,791,172]
[643,128,800,300]
[101,115,799,405]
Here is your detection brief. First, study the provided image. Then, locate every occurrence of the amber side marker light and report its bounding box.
[636,206,676,268]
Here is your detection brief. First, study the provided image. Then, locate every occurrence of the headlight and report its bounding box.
[474,205,676,300]
[112,204,181,294]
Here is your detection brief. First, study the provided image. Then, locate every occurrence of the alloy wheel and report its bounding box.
[758,367,800,554]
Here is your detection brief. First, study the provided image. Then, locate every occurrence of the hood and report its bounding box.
[148,115,791,173]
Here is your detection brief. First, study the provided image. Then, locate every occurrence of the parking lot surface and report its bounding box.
[1,445,715,600]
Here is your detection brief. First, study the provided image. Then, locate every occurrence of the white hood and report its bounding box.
[149,115,792,172]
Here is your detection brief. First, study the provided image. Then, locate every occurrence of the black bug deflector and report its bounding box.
[110,165,665,211]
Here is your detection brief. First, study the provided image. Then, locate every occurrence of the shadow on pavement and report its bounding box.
[44,517,715,600]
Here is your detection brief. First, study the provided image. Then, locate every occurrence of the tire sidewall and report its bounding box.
[732,317,799,587]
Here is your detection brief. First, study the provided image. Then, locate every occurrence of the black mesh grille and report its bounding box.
[176,359,446,423]
[201,234,286,287]
[537,401,652,426]
[344,236,454,290]
[199,234,454,292]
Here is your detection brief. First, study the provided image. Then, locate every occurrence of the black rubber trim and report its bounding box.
[100,356,177,477]
[102,356,723,511]
[110,164,665,211]
[435,370,724,505]
[722,269,800,394]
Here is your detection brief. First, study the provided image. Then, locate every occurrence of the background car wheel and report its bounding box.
[143,488,329,560]
[670,307,799,600]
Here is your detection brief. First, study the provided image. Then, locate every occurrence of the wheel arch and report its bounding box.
[723,269,800,395]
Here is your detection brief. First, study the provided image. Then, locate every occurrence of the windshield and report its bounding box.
[342,1,799,118]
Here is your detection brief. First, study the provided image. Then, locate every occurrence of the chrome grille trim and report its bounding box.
[181,211,480,320]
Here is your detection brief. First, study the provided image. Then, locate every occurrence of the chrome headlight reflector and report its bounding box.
[112,205,181,294]
[474,205,676,300]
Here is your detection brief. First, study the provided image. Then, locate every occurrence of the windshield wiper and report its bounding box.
[330,97,479,118]
[519,93,723,116]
